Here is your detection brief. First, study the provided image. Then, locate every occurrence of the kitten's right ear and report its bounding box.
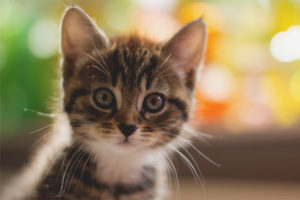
[61,5,109,58]
[161,18,207,91]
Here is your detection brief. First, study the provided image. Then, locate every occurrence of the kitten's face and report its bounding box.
[64,38,189,150]
[60,6,207,151]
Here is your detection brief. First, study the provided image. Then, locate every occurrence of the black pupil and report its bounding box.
[151,97,157,106]
[151,97,158,106]
[98,92,110,105]
[101,93,108,102]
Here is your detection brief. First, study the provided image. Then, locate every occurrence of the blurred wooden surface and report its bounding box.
[1,124,300,200]
[169,178,300,200]
[1,124,300,181]
[173,130,300,181]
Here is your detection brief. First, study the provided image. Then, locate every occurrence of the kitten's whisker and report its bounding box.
[164,129,221,167]
[89,64,110,78]
[87,74,110,82]
[176,142,208,200]
[182,124,213,140]
[156,60,186,79]
[42,150,62,180]
[29,131,52,151]
[160,150,180,200]
[60,146,82,196]
[63,146,88,195]
[24,108,56,118]
[175,135,221,167]
[83,52,103,68]
[65,150,86,192]
[166,143,201,184]
[158,71,173,80]
[66,141,89,192]
[157,65,172,76]
[59,141,86,197]
[83,52,110,77]
[87,75,97,80]
[80,150,93,180]
[156,72,175,82]
[157,138,201,184]
[155,66,176,81]
[177,142,204,181]
[158,70,174,77]
[90,153,97,193]
[29,123,55,134]
[79,152,94,196]
[158,55,171,70]
[93,43,107,67]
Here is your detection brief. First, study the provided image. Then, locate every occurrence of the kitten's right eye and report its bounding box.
[93,88,116,109]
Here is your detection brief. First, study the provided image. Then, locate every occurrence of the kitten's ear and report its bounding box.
[162,19,207,90]
[61,5,109,58]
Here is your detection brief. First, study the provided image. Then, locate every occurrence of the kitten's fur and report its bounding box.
[1,5,207,200]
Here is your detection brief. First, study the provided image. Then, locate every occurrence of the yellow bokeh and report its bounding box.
[263,72,300,126]
[178,2,224,34]
[290,70,300,102]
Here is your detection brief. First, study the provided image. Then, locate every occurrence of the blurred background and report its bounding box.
[0,0,300,199]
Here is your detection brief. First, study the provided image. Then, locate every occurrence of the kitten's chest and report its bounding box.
[88,145,160,200]
[36,144,161,200]
[92,145,157,185]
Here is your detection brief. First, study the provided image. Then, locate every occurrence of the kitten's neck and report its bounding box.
[85,140,159,185]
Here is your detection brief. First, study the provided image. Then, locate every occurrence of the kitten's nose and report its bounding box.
[118,123,137,137]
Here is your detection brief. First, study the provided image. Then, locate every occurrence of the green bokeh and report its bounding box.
[0,0,133,138]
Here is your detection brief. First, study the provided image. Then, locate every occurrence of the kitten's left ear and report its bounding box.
[61,5,109,58]
[162,19,207,90]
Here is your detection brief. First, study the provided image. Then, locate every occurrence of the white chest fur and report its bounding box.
[86,141,158,185]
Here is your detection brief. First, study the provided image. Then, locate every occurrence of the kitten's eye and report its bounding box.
[143,93,165,113]
[93,88,115,109]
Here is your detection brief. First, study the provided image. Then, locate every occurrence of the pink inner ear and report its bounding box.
[162,18,207,71]
[61,6,109,57]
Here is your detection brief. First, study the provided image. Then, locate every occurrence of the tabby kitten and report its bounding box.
[2,5,207,200]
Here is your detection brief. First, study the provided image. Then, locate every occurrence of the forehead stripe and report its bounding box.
[137,64,157,89]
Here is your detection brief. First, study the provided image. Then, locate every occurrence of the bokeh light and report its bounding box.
[270,26,300,62]
[28,19,59,58]
[132,0,177,11]
[1,0,300,136]
[200,65,236,102]
[290,70,300,102]
[0,42,6,70]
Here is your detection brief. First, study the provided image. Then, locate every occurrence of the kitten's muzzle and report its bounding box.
[118,123,137,138]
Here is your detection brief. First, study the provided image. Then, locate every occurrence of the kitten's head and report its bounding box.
[60,6,207,151]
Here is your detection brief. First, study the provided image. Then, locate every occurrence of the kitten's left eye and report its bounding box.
[143,93,165,113]
[93,88,115,109]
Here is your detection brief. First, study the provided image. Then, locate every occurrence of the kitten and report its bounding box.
[1,5,207,200]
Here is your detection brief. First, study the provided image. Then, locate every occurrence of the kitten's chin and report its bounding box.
[112,137,152,152]
[117,140,135,148]
[115,138,140,148]
[88,135,147,152]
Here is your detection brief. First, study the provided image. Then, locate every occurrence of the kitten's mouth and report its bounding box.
[118,141,133,148]
[118,138,135,146]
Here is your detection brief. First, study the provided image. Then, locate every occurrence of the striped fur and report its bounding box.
[32,35,188,199]
[1,5,207,200]
[33,141,159,200]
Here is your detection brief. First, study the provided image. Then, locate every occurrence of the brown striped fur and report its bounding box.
[36,4,207,199]
[1,5,207,200]
[62,35,189,148]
